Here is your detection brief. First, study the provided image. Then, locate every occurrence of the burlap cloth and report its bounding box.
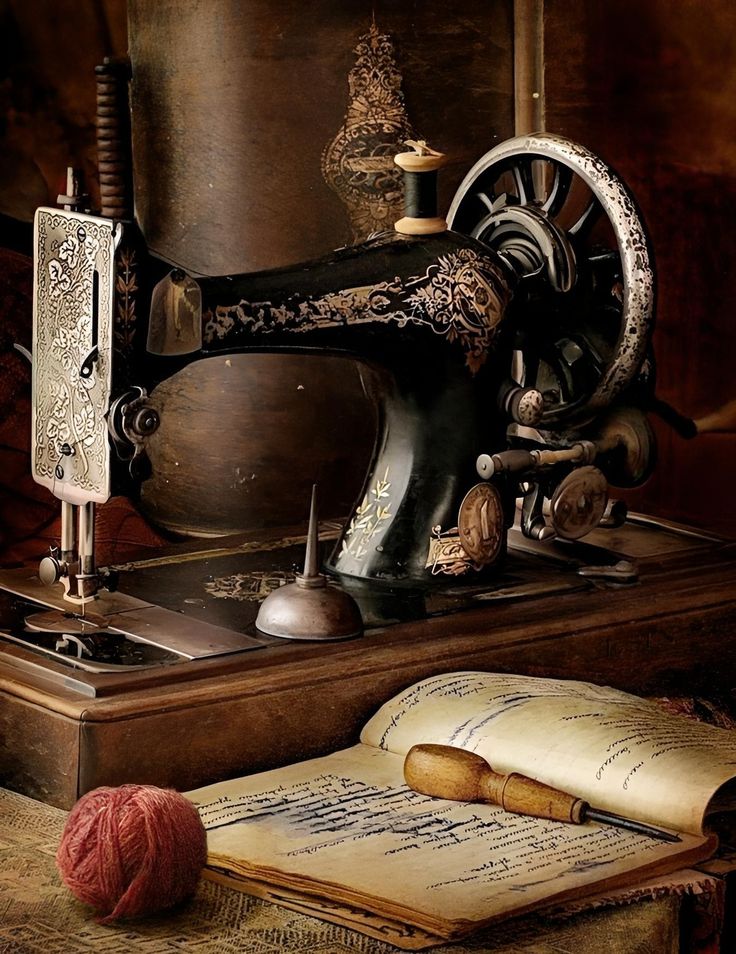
[0,787,691,954]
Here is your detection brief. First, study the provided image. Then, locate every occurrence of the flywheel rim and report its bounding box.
[448,132,655,429]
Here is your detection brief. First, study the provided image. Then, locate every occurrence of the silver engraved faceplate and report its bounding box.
[32,208,120,505]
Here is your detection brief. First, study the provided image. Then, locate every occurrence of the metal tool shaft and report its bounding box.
[404,744,681,844]
[585,807,680,843]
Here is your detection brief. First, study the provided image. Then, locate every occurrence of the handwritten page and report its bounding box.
[360,672,736,834]
[187,744,709,934]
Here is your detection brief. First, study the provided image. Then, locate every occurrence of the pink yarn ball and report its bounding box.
[56,784,208,923]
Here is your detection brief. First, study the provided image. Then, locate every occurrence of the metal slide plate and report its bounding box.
[32,208,119,505]
[0,567,267,662]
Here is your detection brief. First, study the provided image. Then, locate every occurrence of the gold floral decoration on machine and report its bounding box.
[203,247,509,375]
[322,21,417,241]
[340,467,392,562]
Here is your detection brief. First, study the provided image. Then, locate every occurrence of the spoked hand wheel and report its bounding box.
[448,133,655,431]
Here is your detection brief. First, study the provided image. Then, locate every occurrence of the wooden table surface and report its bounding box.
[1,516,735,809]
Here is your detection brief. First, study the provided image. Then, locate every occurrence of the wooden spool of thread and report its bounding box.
[394,140,447,235]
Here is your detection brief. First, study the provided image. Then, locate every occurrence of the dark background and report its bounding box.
[0,0,734,546]
[543,0,736,536]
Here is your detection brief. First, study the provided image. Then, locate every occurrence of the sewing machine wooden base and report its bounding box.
[1,516,735,809]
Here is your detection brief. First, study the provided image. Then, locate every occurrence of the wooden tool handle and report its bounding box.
[695,398,736,434]
[404,743,586,824]
[493,773,585,823]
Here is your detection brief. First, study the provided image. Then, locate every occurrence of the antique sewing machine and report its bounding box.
[0,126,664,658]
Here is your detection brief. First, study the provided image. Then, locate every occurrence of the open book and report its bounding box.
[186,672,736,948]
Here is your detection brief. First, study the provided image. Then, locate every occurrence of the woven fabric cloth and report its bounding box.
[0,787,682,954]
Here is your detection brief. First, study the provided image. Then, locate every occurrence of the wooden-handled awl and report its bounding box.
[404,744,680,843]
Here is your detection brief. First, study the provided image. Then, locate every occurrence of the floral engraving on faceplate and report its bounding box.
[33,211,115,500]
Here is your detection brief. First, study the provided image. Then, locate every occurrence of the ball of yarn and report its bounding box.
[56,784,207,923]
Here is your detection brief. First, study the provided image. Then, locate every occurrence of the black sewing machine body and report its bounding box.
[0,133,663,672]
[138,228,516,585]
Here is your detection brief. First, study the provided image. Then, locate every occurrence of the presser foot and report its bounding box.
[59,572,102,606]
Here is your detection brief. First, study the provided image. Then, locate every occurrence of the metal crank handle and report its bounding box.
[404,744,680,842]
[476,441,597,479]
